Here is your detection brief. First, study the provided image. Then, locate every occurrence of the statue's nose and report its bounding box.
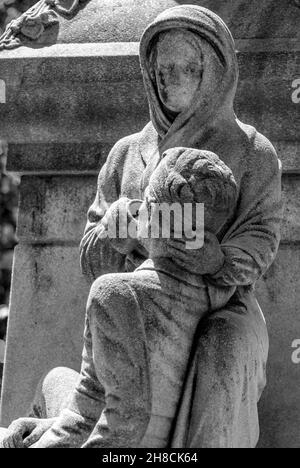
[167,67,183,86]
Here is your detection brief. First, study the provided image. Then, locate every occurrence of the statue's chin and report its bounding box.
[160,101,181,120]
[161,93,194,115]
[165,102,186,114]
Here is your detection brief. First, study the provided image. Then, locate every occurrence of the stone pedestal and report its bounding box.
[0,0,299,448]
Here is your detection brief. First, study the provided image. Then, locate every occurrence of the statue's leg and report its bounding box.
[0,368,80,448]
[82,273,152,448]
[177,294,269,448]
[29,367,80,419]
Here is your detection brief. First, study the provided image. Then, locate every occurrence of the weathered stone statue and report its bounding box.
[10,148,240,449]
[0,5,282,448]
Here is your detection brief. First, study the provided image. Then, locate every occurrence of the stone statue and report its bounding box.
[5,148,239,449]
[0,5,282,448]
[0,0,86,50]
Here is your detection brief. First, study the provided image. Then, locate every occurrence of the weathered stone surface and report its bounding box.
[0,44,147,156]
[256,245,300,448]
[0,244,88,426]
[38,0,300,44]
[0,45,298,173]
[0,0,298,449]
[16,176,96,243]
[281,175,300,243]
[236,51,300,143]
[3,1,298,50]
[28,6,280,448]
[273,141,299,175]
[7,143,111,173]
[3,247,296,441]
[13,175,298,245]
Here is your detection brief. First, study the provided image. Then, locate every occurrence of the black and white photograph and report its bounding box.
[0,0,299,450]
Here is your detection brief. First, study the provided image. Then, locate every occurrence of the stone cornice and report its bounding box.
[0,38,299,60]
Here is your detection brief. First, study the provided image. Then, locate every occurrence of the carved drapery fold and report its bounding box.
[0,0,85,51]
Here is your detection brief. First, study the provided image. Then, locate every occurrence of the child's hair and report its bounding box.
[148,147,237,234]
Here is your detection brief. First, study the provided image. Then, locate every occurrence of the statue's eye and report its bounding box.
[185,65,196,74]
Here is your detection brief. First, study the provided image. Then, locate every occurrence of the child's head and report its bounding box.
[144,147,237,236]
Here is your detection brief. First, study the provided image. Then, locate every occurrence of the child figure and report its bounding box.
[29,148,238,448]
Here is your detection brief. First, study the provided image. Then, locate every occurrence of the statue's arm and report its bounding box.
[208,139,283,287]
[79,140,130,282]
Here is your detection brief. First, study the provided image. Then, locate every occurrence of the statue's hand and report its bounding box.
[166,231,225,276]
[0,417,56,448]
[98,198,143,255]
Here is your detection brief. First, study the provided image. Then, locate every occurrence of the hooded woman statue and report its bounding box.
[80,6,282,447]
[0,5,282,449]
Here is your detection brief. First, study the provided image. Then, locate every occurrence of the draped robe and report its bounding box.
[79,5,282,448]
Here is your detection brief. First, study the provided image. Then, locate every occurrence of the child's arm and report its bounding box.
[166,231,225,276]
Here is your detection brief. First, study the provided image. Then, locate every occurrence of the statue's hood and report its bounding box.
[139,5,239,150]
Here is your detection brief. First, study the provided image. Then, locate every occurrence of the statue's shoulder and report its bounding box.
[105,129,145,169]
[111,131,142,153]
[108,122,157,163]
[237,120,280,171]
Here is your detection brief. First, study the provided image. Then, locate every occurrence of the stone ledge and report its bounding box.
[6,139,300,175]
[13,174,300,244]
[0,46,298,151]
[7,143,112,173]
[282,175,300,243]
[273,141,300,174]
[0,38,299,60]
[0,42,140,60]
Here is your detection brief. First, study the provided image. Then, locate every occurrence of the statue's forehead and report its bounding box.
[155,28,202,58]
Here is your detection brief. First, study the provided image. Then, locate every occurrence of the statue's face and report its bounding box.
[155,31,203,114]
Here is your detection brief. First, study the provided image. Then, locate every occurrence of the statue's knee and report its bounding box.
[89,274,122,302]
[41,367,77,394]
[198,313,250,370]
[87,274,132,319]
[31,367,77,418]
